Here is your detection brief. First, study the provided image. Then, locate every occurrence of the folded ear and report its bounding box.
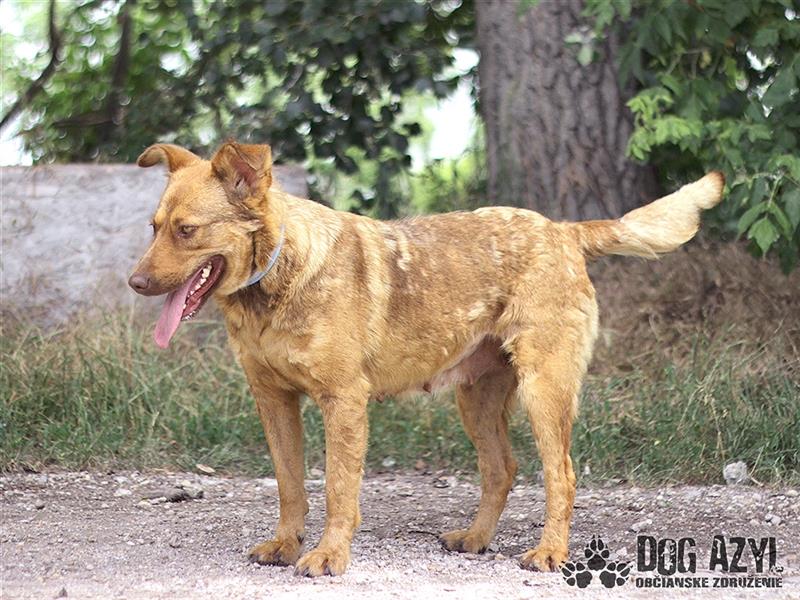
[211,141,272,201]
[137,144,200,172]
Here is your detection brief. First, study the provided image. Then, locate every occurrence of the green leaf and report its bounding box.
[752,177,769,204]
[737,202,767,235]
[748,217,779,254]
[654,17,672,45]
[762,68,798,109]
[768,203,793,237]
[611,0,632,20]
[729,182,748,207]
[752,27,779,48]
[784,188,800,229]
[577,44,594,66]
[723,2,749,28]
[769,154,800,181]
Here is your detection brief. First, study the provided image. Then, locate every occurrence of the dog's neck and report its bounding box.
[230,188,340,316]
[250,192,287,286]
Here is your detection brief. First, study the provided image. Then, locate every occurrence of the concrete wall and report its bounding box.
[1,164,307,324]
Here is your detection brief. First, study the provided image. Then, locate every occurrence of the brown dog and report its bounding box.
[129,141,724,577]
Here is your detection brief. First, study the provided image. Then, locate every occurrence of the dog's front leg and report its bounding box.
[242,358,308,567]
[294,390,369,577]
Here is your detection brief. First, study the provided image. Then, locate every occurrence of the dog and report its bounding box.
[129,141,724,577]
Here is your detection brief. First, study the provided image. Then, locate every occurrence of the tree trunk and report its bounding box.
[475,0,659,221]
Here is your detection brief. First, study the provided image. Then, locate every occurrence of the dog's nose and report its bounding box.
[128,272,151,294]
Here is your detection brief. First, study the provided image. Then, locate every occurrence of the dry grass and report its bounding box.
[589,239,800,376]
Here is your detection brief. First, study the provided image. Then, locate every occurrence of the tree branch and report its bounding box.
[0,0,62,133]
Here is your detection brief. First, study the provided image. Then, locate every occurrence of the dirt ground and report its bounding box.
[1,472,798,599]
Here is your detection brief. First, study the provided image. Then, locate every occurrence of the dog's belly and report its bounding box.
[371,335,509,398]
[422,335,508,392]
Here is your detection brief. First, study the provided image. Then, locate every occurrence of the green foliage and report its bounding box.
[584,0,800,271]
[410,150,487,214]
[3,0,472,216]
[2,313,797,484]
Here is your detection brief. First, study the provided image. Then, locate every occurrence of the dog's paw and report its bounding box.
[561,560,592,588]
[599,560,631,588]
[248,538,302,567]
[519,544,568,572]
[439,529,489,554]
[584,535,610,571]
[293,546,350,577]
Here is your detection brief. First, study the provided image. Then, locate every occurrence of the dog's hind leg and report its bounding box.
[242,357,308,568]
[510,311,595,572]
[440,366,518,554]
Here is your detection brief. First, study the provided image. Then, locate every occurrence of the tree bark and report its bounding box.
[475,0,659,220]
[101,0,135,142]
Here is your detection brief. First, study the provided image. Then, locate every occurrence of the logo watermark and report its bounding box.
[561,535,784,589]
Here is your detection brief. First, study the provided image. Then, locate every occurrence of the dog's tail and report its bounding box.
[572,172,725,259]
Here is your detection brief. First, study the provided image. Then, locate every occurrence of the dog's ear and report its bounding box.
[137,144,200,172]
[211,141,272,202]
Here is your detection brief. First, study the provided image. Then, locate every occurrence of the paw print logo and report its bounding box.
[561,561,592,588]
[599,560,632,589]
[560,536,632,589]
[585,535,610,570]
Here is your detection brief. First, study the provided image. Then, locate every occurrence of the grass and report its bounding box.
[1,311,798,484]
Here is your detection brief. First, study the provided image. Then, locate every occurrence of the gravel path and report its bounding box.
[1,472,798,599]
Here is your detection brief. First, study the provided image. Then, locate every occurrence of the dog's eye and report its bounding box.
[177,225,198,239]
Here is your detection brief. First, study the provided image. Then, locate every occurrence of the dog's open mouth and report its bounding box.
[153,255,225,349]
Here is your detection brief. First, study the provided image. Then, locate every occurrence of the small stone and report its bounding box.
[168,536,182,548]
[786,489,798,498]
[766,514,782,526]
[630,518,653,532]
[381,457,396,468]
[195,463,215,475]
[143,489,174,500]
[55,587,68,598]
[178,483,203,500]
[308,467,324,479]
[167,489,191,503]
[33,500,45,510]
[114,488,132,497]
[723,462,749,485]
[414,459,427,471]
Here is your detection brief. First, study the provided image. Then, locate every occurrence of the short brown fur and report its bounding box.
[130,141,725,576]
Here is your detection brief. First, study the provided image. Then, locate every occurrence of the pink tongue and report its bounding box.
[153,275,196,349]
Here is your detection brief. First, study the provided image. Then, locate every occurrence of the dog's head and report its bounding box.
[129,141,275,348]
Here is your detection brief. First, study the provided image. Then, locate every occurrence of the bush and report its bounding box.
[585,0,800,271]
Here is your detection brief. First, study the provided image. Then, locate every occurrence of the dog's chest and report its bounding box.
[228,317,323,391]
